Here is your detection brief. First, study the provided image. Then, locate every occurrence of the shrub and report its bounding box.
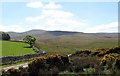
[91,48,107,57]
[2,67,29,76]
[106,46,120,54]
[100,53,120,71]
[2,68,20,76]
[28,53,70,76]
[70,56,100,73]
[91,46,120,57]
[72,50,91,57]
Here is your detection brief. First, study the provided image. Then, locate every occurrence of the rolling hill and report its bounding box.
[6,29,118,54]
[8,29,46,37]
[8,29,118,40]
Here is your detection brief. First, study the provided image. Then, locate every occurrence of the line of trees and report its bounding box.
[0,32,36,48]
[0,32,11,40]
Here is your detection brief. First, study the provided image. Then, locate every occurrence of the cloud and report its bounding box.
[26,1,87,32]
[26,1,117,33]
[42,9,74,18]
[44,1,62,9]
[0,24,30,32]
[26,1,62,9]
[84,22,118,33]
[26,1,43,8]
[26,9,87,31]
[26,16,44,22]
[26,9,74,22]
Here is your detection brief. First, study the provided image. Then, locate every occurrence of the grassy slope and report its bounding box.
[10,32,118,54]
[36,35,118,54]
[1,41,35,56]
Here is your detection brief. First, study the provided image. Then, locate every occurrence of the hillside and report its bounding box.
[6,29,118,54]
[8,29,118,40]
[8,29,46,37]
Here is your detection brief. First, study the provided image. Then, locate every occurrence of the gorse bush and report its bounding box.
[106,46,120,54]
[28,53,70,76]
[69,46,120,57]
[69,46,120,75]
[71,50,91,57]
[100,53,120,69]
[2,53,70,76]
[2,67,29,76]
[90,46,120,57]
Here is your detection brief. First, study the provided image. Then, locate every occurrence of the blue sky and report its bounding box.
[0,0,118,33]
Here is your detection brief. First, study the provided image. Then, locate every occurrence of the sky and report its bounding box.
[0,0,119,33]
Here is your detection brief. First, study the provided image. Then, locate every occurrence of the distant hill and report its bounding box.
[7,29,118,41]
[8,29,46,37]
[6,29,118,53]
[7,30,81,40]
[48,31,81,36]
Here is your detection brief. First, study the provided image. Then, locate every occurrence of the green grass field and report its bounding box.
[1,41,35,56]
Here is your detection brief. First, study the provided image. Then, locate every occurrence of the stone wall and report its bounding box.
[1,53,46,65]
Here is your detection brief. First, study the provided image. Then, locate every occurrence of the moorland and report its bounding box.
[1,30,119,76]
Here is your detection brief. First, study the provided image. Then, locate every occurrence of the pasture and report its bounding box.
[36,36,118,54]
[1,41,35,56]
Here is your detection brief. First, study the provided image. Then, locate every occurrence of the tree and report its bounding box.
[23,35,36,48]
[0,32,11,40]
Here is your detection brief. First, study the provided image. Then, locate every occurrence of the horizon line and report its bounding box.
[1,29,118,33]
